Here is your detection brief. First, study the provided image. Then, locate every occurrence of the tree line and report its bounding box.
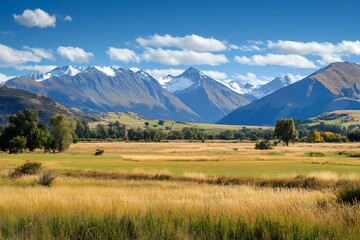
[2,110,360,154]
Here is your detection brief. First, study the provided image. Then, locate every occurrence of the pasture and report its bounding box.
[1,141,360,239]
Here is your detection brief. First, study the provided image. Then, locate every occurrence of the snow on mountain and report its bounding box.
[251,75,292,98]
[94,66,116,76]
[165,77,194,93]
[20,65,87,82]
[156,74,174,86]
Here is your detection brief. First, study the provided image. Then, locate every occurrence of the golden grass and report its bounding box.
[0,178,339,220]
[1,141,360,238]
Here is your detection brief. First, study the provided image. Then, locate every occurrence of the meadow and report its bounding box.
[1,141,360,239]
[92,112,272,135]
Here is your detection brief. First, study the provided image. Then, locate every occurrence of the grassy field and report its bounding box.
[91,112,272,134]
[309,110,360,127]
[1,142,360,177]
[1,141,360,239]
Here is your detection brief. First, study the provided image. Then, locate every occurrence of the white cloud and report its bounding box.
[267,40,336,55]
[230,44,261,51]
[143,48,228,66]
[267,40,360,65]
[23,46,54,60]
[14,9,56,28]
[129,67,140,72]
[287,73,306,82]
[0,44,45,67]
[107,47,140,63]
[14,65,57,73]
[136,34,227,52]
[316,54,343,65]
[233,72,272,86]
[0,73,15,83]
[57,46,93,63]
[64,15,73,22]
[234,54,317,68]
[202,70,228,80]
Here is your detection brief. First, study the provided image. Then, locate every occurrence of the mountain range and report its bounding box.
[219,62,360,125]
[4,62,360,126]
[5,66,251,123]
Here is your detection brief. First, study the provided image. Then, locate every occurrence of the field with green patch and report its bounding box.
[310,110,360,126]
[91,112,272,134]
[1,141,360,239]
[1,142,360,177]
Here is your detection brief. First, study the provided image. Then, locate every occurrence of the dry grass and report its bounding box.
[1,142,360,238]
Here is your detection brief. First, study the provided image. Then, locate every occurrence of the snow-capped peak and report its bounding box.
[155,74,174,86]
[22,65,87,82]
[94,66,116,77]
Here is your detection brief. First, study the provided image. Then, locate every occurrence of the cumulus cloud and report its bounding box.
[57,46,93,63]
[234,54,317,68]
[14,64,57,73]
[0,44,49,67]
[107,47,140,63]
[14,9,56,28]
[143,48,228,66]
[267,40,360,65]
[202,70,228,80]
[23,46,54,60]
[267,40,336,55]
[0,73,15,83]
[64,15,73,22]
[230,44,261,51]
[136,34,227,52]
[316,54,343,65]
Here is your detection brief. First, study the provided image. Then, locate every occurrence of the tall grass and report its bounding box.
[0,177,359,239]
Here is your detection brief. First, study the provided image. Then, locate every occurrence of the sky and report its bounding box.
[1,0,360,85]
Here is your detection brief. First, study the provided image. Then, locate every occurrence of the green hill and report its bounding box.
[310,110,360,126]
[92,112,272,135]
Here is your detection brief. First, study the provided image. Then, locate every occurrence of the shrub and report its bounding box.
[255,140,273,150]
[308,152,325,157]
[9,161,42,178]
[95,149,104,156]
[337,185,360,205]
[37,172,56,187]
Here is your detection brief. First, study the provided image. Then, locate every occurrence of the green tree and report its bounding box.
[50,114,76,152]
[8,136,27,154]
[0,109,48,152]
[274,118,297,146]
[75,120,91,139]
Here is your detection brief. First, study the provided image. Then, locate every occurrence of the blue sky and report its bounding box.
[1,0,360,85]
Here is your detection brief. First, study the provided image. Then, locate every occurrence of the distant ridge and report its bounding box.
[0,86,98,124]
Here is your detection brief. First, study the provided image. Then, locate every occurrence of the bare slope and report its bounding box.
[0,86,97,123]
